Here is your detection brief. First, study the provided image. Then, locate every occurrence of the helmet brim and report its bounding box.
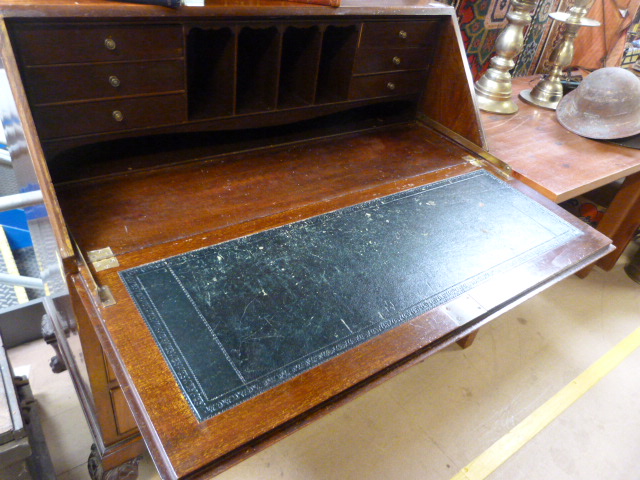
[556,68,640,140]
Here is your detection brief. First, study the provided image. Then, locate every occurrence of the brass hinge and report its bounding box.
[98,286,116,307]
[461,154,511,178]
[71,238,118,307]
[87,247,120,272]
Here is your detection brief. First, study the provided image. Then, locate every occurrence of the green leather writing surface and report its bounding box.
[120,170,581,421]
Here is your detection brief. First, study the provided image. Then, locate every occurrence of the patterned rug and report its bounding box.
[453,0,566,79]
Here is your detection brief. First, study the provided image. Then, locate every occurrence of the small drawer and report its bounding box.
[353,47,431,74]
[24,60,185,105]
[32,94,187,139]
[349,71,426,100]
[12,23,183,66]
[110,387,137,435]
[359,21,437,49]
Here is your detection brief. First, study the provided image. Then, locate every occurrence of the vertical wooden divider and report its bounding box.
[313,26,326,106]
[316,24,359,103]
[278,25,323,108]
[230,25,238,116]
[186,25,236,119]
[236,25,282,113]
[272,25,283,110]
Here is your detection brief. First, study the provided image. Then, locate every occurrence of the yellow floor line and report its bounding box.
[451,326,640,480]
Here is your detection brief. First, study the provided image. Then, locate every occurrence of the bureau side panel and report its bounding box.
[419,14,486,149]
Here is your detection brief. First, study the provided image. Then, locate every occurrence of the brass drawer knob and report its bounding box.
[104,38,117,50]
[109,75,121,88]
[386,82,396,91]
[398,30,407,39]
[112,110,124,122]
[392,56,401,66]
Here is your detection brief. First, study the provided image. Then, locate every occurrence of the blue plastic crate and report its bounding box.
[0,209,32,249]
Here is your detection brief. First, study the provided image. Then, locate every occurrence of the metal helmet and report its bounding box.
[556,67,640,140]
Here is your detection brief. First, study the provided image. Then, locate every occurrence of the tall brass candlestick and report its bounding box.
[520,0,600,109]
[474,0,538,114]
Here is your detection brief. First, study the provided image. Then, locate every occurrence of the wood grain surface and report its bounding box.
[420,17,486,149]
[57,125,470,257]
[0,0,455,18]
[481,76,640,203]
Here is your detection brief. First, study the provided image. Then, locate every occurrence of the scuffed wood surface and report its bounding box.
[57,125,469,256]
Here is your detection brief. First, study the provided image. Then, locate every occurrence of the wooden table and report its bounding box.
[481,76,640,273]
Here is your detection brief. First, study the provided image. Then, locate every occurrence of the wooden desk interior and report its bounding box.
[55,125,472,258]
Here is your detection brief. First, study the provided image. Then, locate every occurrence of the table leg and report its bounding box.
[456,330,478,349]
[578,171,640,277]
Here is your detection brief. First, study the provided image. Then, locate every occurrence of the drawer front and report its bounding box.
[349,71,426,100]
[12,24,183,66]
[33,94,187,139]
[353,47,431,74]
[359,21,436,49]
[110,387,138,436]
[24,60,185,105]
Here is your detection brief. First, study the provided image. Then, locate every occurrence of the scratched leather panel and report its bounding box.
[120,170,581,421]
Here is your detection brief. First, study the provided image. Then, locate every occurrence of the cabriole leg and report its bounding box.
[88,444,141,480]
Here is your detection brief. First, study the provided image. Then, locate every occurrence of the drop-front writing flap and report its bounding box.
[120,170,582,421]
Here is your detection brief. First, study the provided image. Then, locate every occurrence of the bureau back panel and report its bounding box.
[120,170,582,421]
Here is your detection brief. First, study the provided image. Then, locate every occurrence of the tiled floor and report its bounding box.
[8,249,640,480]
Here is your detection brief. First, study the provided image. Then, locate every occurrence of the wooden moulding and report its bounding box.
[278,0,341,7]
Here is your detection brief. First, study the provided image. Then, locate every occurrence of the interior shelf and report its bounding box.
[316,25,358,103]
[236,26,281,114]
[186,27,235,119]
[186,22,360,119]
[278,26,322,108]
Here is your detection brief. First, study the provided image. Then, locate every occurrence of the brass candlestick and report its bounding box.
[520,0,600,110]
[474,0,538,114]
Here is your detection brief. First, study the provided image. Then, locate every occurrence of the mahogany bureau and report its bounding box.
[0,1,612,478]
